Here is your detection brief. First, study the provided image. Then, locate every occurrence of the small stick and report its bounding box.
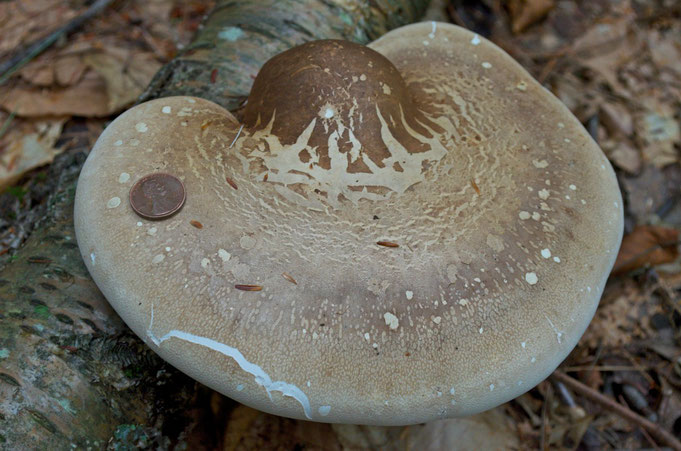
[230,124,244,148]
[0,0,115,84]
[552,371,681,451]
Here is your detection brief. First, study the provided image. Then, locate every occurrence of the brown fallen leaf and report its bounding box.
[507,0,555,34]
[0,114,66,190]
[2,44,161,117]
[612,225,680,275]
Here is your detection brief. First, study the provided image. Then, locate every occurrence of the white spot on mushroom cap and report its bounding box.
[541,249,551,259]
[162,106,171,114]
[90,253,96,264]
[533,159,548,168]
[136,222,143,227]
[489,384,495,391]
[107,197,121,209]
[152,254,165,264]
[384,312,399,330]
[324,108,334,119]
[318,406,331,416]
[147,227,157,236]
[114,140,123,146]
[519,211,531,220]
[405,290,414,300]
[432,316,442,325]
[450,387,455,395]
[364,332,370,341]
[521,342,526,348]
[569,184,577,190]
[218,249,231,262]
[471,34,481,45]
[135,122,148,133]
[553,256,561,263]
[201,258,210,268]
[236,384,244,391]
[428,21,437,39]
[118,172,130,183]
[482,62,492,69]
[538,189,550,200]
[525,272,538,285]
[165,247,171,252]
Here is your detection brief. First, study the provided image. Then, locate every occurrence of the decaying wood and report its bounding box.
[0,1,429,449]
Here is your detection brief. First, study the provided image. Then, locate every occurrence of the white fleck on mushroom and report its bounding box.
[384,312,399,330]
[525,272,538,285]
[107,197,121,209]
[74,22,624,426]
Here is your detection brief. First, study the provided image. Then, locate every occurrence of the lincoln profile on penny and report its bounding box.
[74,22,623,424]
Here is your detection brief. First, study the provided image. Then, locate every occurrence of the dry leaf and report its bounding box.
[403,407,520,450]
[0,0,77,57]
[648,28,681,76]
[1,47,161,117]
[0,114,66,190]
[82,47,161,113]
[573,15,641,97]
[604,140,641,174]
[612,225,680,275]
[600,102,633,137]
[507,0,555,34]
[634,100,680,168]
[1,71,111,117]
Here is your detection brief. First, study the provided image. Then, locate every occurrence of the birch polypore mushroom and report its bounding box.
[74,22,623,425]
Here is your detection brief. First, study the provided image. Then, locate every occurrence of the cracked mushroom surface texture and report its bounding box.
[74,22,623,425]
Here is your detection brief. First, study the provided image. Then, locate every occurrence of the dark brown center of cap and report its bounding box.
[243,40,438,174]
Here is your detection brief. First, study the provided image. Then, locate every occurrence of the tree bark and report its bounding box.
[0,1,429,449]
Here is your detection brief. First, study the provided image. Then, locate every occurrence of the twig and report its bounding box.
[0,0,115,85]
[552,371,681,451]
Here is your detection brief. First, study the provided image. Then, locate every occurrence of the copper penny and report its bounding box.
[129,173,185,219]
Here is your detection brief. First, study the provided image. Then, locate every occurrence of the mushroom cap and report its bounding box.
[74,22,623,425]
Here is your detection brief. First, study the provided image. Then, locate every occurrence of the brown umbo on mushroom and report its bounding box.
[75,22,623,425]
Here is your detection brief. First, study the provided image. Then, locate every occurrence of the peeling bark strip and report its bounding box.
[0,1,428,449]
[139,0,429,110]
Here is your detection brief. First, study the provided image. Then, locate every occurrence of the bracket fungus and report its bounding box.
[74,22,623,425]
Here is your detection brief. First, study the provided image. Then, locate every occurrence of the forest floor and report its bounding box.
[1,0,680,449]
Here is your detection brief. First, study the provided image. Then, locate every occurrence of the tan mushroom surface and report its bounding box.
[74,22,623,425]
